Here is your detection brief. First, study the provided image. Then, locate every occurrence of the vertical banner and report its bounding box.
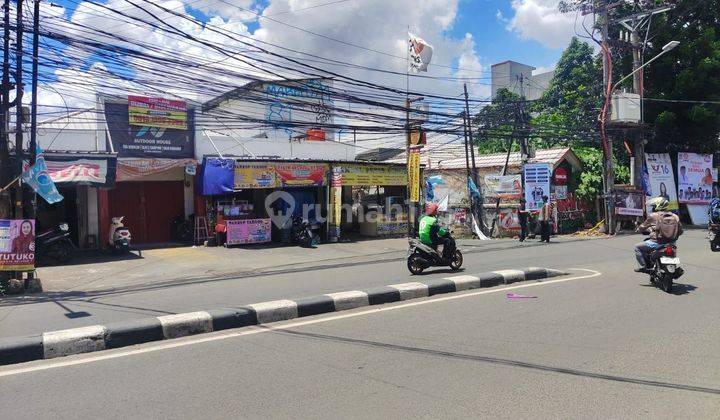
[408,150,421,202]
[330,167,343,228]
[0,219,35,271]
[523,163,551,211]
[644,153,679,210]
[677,152,714,205]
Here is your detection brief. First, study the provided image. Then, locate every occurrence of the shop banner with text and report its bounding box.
[0,219,35,271]
[234,163,277,189]
[226,219,272,245]
[677,152,714,204]
[128,96,187,130]
[46,159,112,187]
[117,158,195,181]
[484,174,522,199]
[106,102,194,158]
[523,163,551,211]
[337,164,406,186]
[644,153,679,210]
[408,150,421,202]
[274,163,328,187]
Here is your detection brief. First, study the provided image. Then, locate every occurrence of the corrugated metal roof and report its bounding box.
[386,147,581,171]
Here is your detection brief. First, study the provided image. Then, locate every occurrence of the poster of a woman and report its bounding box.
[12,220,35,254]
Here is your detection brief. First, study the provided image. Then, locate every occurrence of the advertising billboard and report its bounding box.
[0,219,35,271]
[677,152,714,205]
[523,163,552,211]
[644,153,679,210]
[105,102,194,158]
[128,96,187,130]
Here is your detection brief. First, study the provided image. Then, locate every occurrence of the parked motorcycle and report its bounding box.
[36,223,74,264]
[406,232,463,275]
[644,242,684,293]
[290,216,321,248]
[109,216,132,254]
[709,223,720,252]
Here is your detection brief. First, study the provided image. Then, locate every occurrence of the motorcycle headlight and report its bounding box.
[60,223,69,231]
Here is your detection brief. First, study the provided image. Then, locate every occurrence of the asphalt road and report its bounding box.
[2,236,592,337]
[1,231,719,418]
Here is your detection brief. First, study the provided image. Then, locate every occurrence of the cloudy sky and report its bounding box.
[31,0,584,111]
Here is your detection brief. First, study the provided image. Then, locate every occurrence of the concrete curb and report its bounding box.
[0,267,568,366]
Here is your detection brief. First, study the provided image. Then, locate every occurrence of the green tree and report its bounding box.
[474,88,522,154]
[640,0,720,153]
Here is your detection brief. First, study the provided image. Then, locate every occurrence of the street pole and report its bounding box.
[462,111,472,207]
[30,0,39,166]
[0,0,11,218]
[600,1,615,235]
[463,83,483,232]
[14,0,24,219]
[405,97,412,237]
[463,84,478,186]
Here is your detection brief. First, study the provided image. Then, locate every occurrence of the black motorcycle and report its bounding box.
[645,242,684,293]
[290,216,321,248]
[36,223,74,264]
[406,232,463,275]
[709,223,720,252]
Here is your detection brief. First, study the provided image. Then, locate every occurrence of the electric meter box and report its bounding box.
[611,92,641,124]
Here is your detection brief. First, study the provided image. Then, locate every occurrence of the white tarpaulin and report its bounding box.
[644,153,679,211]
[408,32,434,73]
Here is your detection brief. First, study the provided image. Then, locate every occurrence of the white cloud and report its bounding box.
[507,0,579,49]
[33,0,487,153]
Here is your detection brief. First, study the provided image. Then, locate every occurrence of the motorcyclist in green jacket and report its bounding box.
[419,203,455,260]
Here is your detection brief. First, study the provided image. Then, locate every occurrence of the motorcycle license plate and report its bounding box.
[660,257,680,265]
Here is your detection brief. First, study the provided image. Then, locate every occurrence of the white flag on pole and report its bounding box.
[408,32,433,73]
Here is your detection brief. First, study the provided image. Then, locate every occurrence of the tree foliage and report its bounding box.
[640,0,720,153]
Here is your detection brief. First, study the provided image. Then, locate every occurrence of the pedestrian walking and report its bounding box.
[518,198,529,242]
[538,195,552,243]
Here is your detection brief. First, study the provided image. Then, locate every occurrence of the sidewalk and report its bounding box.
[32,236,593,294]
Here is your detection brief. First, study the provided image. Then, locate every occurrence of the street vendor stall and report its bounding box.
[329,163,408,239]
[199,158,328,245]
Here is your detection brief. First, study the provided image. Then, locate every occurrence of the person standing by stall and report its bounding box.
[518,199,530,242]
[538,196,552,243]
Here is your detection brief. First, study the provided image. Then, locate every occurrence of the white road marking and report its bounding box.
[0,269,601,377]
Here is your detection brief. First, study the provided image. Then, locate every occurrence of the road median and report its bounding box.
[0,267,567,366]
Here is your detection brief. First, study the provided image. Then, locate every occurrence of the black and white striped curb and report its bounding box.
[0,267,566,366]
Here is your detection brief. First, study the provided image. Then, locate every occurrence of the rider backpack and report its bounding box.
[656,213,681,243]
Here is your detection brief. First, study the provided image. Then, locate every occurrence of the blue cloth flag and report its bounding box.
[22,146,64,204]
[426,175,444,201]
[468,177,481,199]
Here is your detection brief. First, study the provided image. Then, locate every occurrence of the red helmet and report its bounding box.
[426,203,439,216]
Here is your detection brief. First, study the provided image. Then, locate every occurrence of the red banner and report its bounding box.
[274,163,328,187]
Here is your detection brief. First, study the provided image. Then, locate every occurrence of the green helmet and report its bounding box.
[649,196,670,212]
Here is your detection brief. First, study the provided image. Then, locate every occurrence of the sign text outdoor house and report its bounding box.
[105,101,195,159]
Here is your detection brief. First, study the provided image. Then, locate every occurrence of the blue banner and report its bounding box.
[22,147,64,204]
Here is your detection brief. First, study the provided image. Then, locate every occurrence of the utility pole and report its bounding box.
[517,74,529,163]
[616,5,674,187]
[14,0,24,219]
[600,0,615,235]
[463,83,483,233]
[463,84,478,186]
[462,111,472,207]
[0,0,12,218]
[30,0,39,166]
